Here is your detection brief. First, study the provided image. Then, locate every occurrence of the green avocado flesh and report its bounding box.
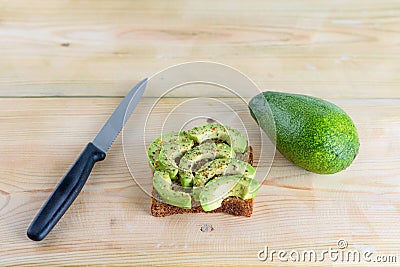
[187,123,248,153]
[249,91,360,174]
[199,175,260,211]
[153,171,191,209]
[148,124,258,210]
[179,142,235,187]
[194,158,256,187]
[148,132,194,178]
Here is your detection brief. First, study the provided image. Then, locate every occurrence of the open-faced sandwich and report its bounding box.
[148,123,259,217]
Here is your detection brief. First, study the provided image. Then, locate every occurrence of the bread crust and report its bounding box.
[151,146,255,217]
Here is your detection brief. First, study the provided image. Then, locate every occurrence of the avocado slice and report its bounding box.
[153,171,191,209]
[192,172,258,202]
[148,124,259,211]
[249,91,360,174]
[151,132,194,178]
[187,124,247,153]
[147,136,161,171]
[192,186,203,202]
[199,175,260,211]
[158,148,180,178]
[179,142,236,187]
[194,158,255,187]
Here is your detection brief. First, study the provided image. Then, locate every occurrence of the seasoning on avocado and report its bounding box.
[179,142,236,187]
[199,175,260,211]
[187,123,248,153]
[148,123,259,210]
[193,158,255,187]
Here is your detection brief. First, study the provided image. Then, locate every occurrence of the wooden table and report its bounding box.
[1,1,399,266]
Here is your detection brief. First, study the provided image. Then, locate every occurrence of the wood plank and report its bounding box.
[0,0,399,97]
[1,0,400,265]
[0,98,399,265]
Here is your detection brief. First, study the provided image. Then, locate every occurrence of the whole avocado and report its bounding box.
[249,91,360,174]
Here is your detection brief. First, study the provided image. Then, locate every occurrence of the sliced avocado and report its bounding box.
[153,171,191,209]
[148,124,258,211]
[179,142,235,171]
[237,176,260,200]
[193,175,259,202]
[192,186,203,201]
[199,175,260,211]
[158,149,179,178]
[179,142,236,187]
[249,91,360,174]
[179,172,195,188]
[187,124,247,153]
[156,132,194,178]
[194,158,255,187]
[147,136,161,171]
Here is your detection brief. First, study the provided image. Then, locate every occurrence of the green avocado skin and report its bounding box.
[249,91,360,174]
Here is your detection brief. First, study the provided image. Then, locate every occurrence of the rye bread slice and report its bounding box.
[151,146,255,217]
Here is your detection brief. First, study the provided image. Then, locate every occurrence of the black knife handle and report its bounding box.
[27,142,106,241]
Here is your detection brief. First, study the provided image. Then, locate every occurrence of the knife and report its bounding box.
[27,78,148,241]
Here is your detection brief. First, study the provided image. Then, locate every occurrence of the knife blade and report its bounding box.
[27,78,148,241]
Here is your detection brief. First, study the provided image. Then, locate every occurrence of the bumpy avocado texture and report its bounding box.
[249,91,359,174]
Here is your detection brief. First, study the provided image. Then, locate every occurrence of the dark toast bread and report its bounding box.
[151,193,253,217]
[151,146,255,217]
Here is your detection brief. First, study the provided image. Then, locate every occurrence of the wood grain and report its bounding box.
[0,0,399,98]
[1,0,400,266]
[0,98,399,266]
